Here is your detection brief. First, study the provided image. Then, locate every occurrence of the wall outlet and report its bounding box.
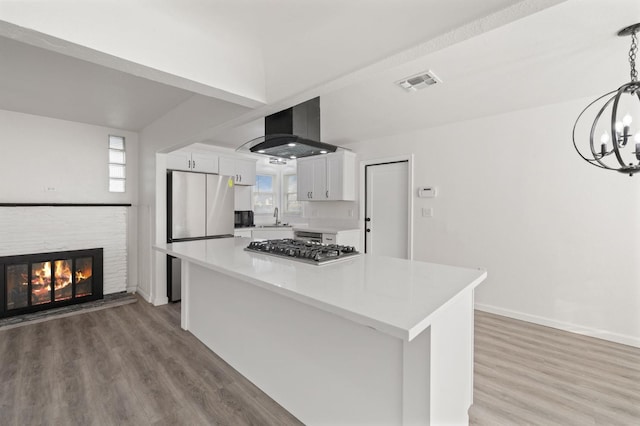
[422,207,433,217]
[44,186,56,192]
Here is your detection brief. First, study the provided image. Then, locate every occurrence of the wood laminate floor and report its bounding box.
[0,295,303,426]
[1,297,638,425]
[470,310,640,426]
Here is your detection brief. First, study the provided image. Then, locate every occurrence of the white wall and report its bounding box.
[137,96,250,305]
[0,109,139,292]
[344,97,640,347]
[0,109,138,204]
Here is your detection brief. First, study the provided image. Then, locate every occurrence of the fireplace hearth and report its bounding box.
[0,248,103,318]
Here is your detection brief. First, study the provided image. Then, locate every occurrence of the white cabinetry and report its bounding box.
[297,156,326,201]
[297,151,355,201]
[167,152,218,173]
[219,157,257,186]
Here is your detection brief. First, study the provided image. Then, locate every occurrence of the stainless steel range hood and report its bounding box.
[239,97,339,159]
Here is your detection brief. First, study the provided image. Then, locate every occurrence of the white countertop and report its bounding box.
[156,238,486,341]
[292,226,360,234]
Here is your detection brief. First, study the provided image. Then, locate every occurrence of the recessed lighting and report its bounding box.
[290,155,296,159]
[320,150,328,154]
[257,150,266,153]
[287,143,296,147]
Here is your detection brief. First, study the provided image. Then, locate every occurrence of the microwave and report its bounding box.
[234,210,254,228]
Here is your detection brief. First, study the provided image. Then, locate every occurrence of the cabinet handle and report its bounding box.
[193,160,196,168]
[310,191,313,199]
[239,174,242,182]
[188,159,191,168]
[326,190,329,198]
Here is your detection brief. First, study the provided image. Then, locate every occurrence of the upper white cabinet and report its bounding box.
[219,157,257,186]
[297,156,327,201]
[297,150,355,201]
[167,152,218,173]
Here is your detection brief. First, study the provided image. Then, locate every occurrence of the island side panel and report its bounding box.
[185,262,406,425]
[429,288,475,424]
[401,328,431,425]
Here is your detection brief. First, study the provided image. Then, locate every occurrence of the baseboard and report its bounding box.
[134,285,151,303]
[153,295,169,306]
[475,303,640,349]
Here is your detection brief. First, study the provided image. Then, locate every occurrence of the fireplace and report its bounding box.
[0,248,103,318]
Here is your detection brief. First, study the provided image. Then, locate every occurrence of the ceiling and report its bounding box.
[1,0,638,148]
[0,36,194,130]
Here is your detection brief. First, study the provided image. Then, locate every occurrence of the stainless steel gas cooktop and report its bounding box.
[245,239,359,265]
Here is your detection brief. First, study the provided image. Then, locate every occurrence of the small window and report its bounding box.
[253,174,276,214]
[108,135,126,193]
[284,174,301,214]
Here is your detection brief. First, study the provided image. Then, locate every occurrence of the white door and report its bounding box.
[365,161,409,258]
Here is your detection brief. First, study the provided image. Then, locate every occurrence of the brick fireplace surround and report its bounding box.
[0,205,129,304]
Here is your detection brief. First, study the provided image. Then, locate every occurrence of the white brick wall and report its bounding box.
[0,207,128,294]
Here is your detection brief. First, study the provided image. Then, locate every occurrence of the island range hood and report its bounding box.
[239,97,339,160]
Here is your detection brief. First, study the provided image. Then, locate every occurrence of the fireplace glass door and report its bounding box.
[6,264,28,310]
[1,248,103,318]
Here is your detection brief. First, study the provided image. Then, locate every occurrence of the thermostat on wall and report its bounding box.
[418,187,437,198]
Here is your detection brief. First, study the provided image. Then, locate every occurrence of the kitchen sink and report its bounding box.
[256,224,291,228]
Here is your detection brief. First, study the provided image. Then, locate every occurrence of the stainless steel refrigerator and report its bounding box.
[167,171,234,301]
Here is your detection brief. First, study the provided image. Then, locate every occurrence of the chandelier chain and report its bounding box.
[630,31,638,82]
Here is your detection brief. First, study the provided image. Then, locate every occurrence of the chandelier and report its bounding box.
[573,23,640,176]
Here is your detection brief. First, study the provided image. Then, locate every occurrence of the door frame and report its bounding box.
[359,154,414,260]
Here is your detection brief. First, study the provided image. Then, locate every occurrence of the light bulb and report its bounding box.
[287,143,296,147]
[615,121,624,133]
[257,150,265,153]
[635,133,640,143]
[290,155,296,159]
[623,114,633,126]
[320,150,328,154]
[600,133,610,144]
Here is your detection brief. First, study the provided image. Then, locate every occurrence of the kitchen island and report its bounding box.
[155,238,486,425]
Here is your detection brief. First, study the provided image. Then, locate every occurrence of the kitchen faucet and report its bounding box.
[273,207,280,225]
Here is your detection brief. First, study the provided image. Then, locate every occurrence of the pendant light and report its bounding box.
[573,23,640,176]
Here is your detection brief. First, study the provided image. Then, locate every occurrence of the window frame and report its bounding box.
[252,173,277,215]
[108,135,126,193]
[283,173,301,215]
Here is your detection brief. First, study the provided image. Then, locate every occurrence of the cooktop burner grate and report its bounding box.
[245,239,359,265]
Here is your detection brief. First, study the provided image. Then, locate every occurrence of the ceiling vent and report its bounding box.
[396,70,441,92]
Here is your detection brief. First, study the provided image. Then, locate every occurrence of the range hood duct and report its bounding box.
[240,97,339,159]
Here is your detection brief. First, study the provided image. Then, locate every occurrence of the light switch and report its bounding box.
[422,207,433,217]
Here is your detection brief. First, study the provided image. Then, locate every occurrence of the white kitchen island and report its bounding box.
[155,238,486,425]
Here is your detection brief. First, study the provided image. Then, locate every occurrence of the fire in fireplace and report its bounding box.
[1,248,103,318]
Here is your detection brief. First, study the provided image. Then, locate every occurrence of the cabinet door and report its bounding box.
[326,151,356,201]
[218,157,236,178]
[325,153,343,200]
[191,153,219,173]
[312,157,327,200]
[235,158,257,186]
[167,152,192,171]
[297,158,315,200]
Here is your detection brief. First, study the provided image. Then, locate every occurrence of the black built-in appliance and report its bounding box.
[234,210,254,228]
